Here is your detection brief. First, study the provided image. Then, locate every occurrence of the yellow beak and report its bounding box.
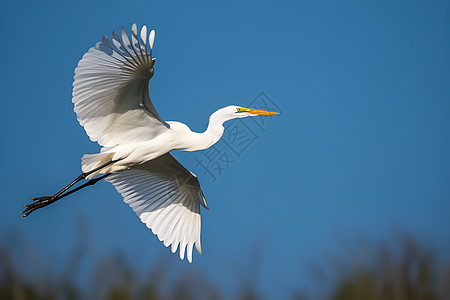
[240,107,280,115]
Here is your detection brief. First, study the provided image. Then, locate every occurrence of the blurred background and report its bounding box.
[1,1,449,299]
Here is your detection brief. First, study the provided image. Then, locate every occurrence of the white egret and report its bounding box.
[23,24,279,262]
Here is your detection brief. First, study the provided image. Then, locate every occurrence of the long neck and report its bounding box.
[183,111,227,151]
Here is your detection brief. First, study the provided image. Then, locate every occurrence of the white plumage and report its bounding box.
[107,153,205,263]
[24,23,279,263]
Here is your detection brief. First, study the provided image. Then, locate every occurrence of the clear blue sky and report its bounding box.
[1,0,449,298]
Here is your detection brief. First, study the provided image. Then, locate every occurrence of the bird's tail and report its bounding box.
[81,152,115,179]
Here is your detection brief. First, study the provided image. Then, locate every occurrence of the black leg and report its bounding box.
[48,174,111,201]
[22,174,112,217]
[22,160,118,218]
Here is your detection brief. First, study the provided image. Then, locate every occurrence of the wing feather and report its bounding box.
[149,30,155,51]
[140,26,148,56]
[73,24,169,147]
[107,153,207,262]
[131,24,145,61]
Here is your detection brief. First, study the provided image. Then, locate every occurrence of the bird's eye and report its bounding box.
[236,108,241,113]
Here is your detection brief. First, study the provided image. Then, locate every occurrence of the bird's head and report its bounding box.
[220,105,280,120]
[209,106,280,126]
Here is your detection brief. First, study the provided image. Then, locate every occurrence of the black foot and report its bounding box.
[22,196,56,218]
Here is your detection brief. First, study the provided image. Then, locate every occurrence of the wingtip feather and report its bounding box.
[195,241,202,255]
[149,30,155,50]
[141,25,147,47]
[187,242,193,263]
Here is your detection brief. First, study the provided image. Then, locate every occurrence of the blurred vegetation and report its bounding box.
[0,230,449,300]
[329,235,450,300]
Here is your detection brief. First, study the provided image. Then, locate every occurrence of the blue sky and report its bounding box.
[1,0,449,297]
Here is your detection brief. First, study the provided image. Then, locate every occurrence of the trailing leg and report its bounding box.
[22,160,118,217]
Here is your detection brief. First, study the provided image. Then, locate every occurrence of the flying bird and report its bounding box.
[22,24,279,262]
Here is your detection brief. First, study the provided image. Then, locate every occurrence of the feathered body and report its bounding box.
[25,24,278,263]
[81,106,242,177]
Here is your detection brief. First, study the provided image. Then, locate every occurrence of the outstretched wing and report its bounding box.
[72,24,169,147]
[106,153,208,263]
